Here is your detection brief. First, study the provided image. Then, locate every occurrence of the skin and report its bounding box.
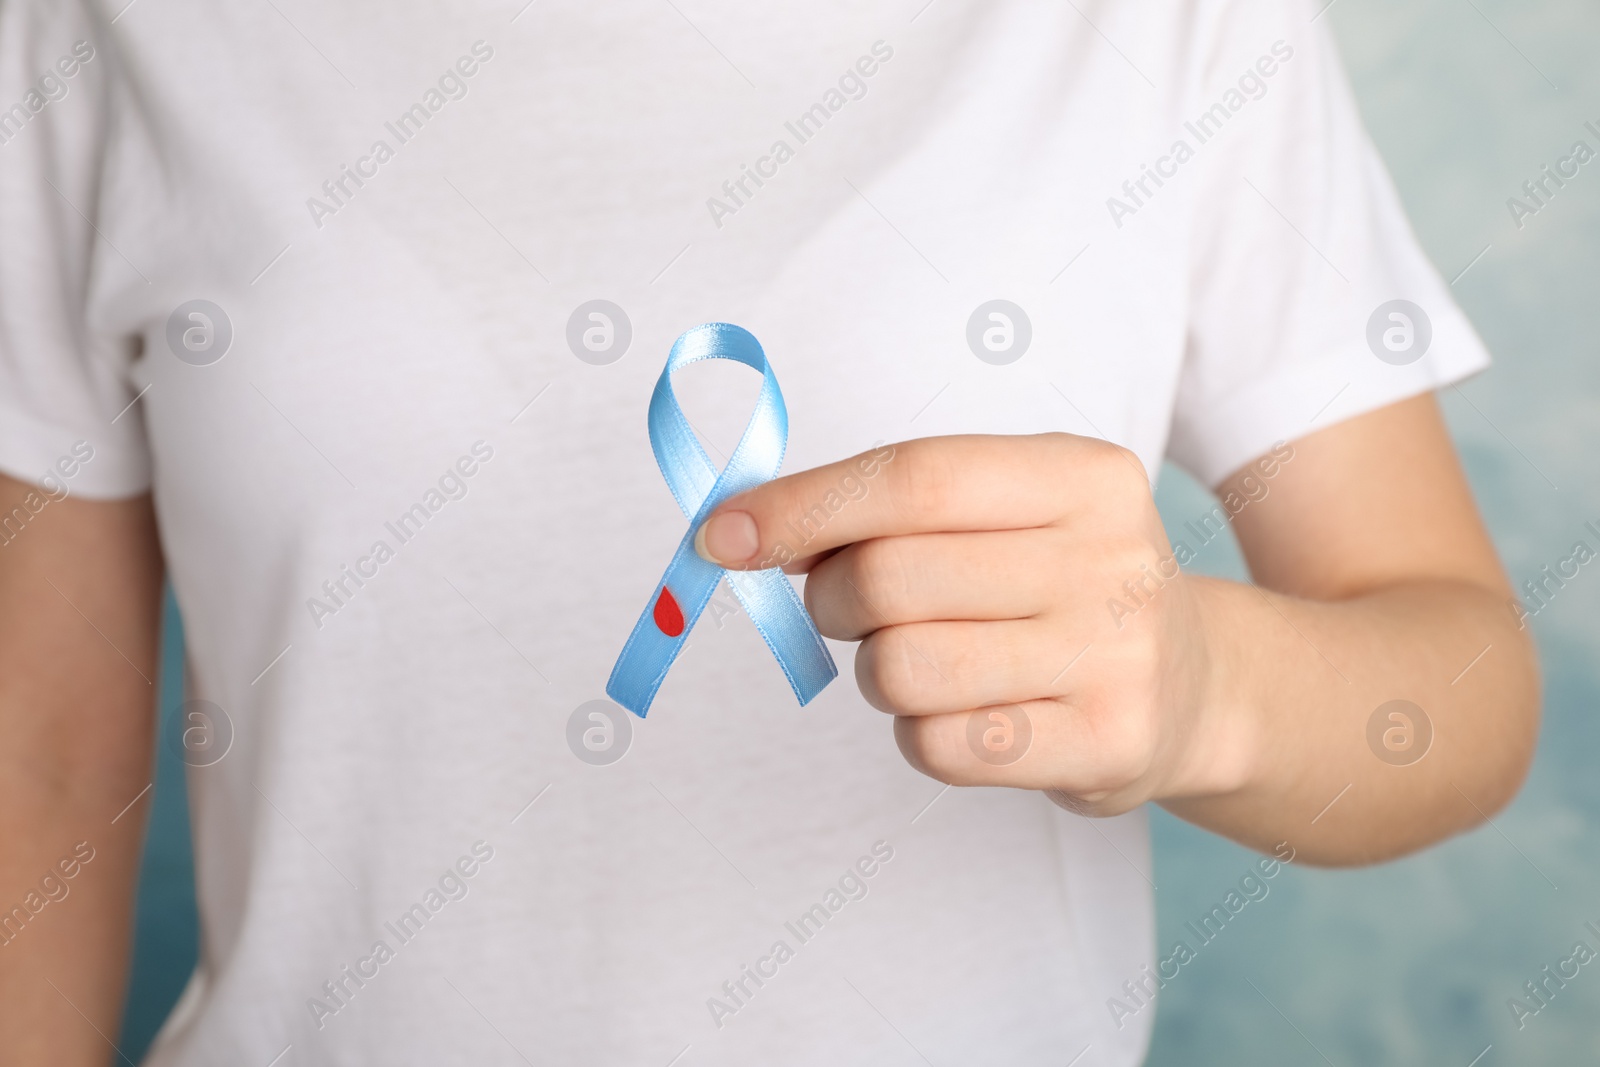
[0,475,162,1064]
[695,393,1540,865]
[0,393,1538,1058]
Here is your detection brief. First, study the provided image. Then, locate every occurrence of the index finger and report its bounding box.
[692,433,1113,571]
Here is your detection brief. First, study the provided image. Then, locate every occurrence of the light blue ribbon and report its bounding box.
[606,323,838,718]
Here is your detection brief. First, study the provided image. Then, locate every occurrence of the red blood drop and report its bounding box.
[653,586,686,637]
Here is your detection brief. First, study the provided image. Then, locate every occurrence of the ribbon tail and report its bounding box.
[605,534,724,718]
[724,569,838,705]
[605,557,838,718]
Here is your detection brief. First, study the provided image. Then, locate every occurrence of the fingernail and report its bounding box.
[694,510,759,566]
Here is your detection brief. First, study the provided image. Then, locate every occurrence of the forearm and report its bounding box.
[0,772,149,1065]
[1164,574,1539,866]
[0,480,162,1064]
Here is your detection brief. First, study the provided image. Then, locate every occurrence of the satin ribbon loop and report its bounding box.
[606,323,837,718]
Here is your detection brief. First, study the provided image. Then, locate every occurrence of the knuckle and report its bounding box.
[1094,537,1175,631]
[1087,439,1148,496]
[1041,432,1083,470]
[855,631,908,712]
[1117,719,1159,783]
[1116,624,1168,701]
[1103,707,1158,785]
[894,715,974,785]
[857,627,948,713]
[803,563,850,640]
[1070,692,1157,794]
[801,567,821,617]
[848,537,913,620]
[1100,534,1153,572]
[1111,443,1147,480]
[890,441,957,522]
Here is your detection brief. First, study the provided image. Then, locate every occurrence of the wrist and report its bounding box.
[1159,575,1266,802]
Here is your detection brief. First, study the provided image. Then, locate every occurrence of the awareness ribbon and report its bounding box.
[605,323,838,718]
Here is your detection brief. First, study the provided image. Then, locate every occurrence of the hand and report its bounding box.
[693,434,1250,816]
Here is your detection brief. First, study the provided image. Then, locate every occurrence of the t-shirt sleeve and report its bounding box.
[1165,0,1490,488]
[0,1,152,498]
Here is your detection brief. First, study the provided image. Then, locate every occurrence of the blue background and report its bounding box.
[118,1,1600,1061]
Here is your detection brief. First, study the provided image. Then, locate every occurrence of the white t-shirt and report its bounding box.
[0,1,1487,1063]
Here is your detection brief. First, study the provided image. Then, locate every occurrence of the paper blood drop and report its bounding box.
[653,586,685,637]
